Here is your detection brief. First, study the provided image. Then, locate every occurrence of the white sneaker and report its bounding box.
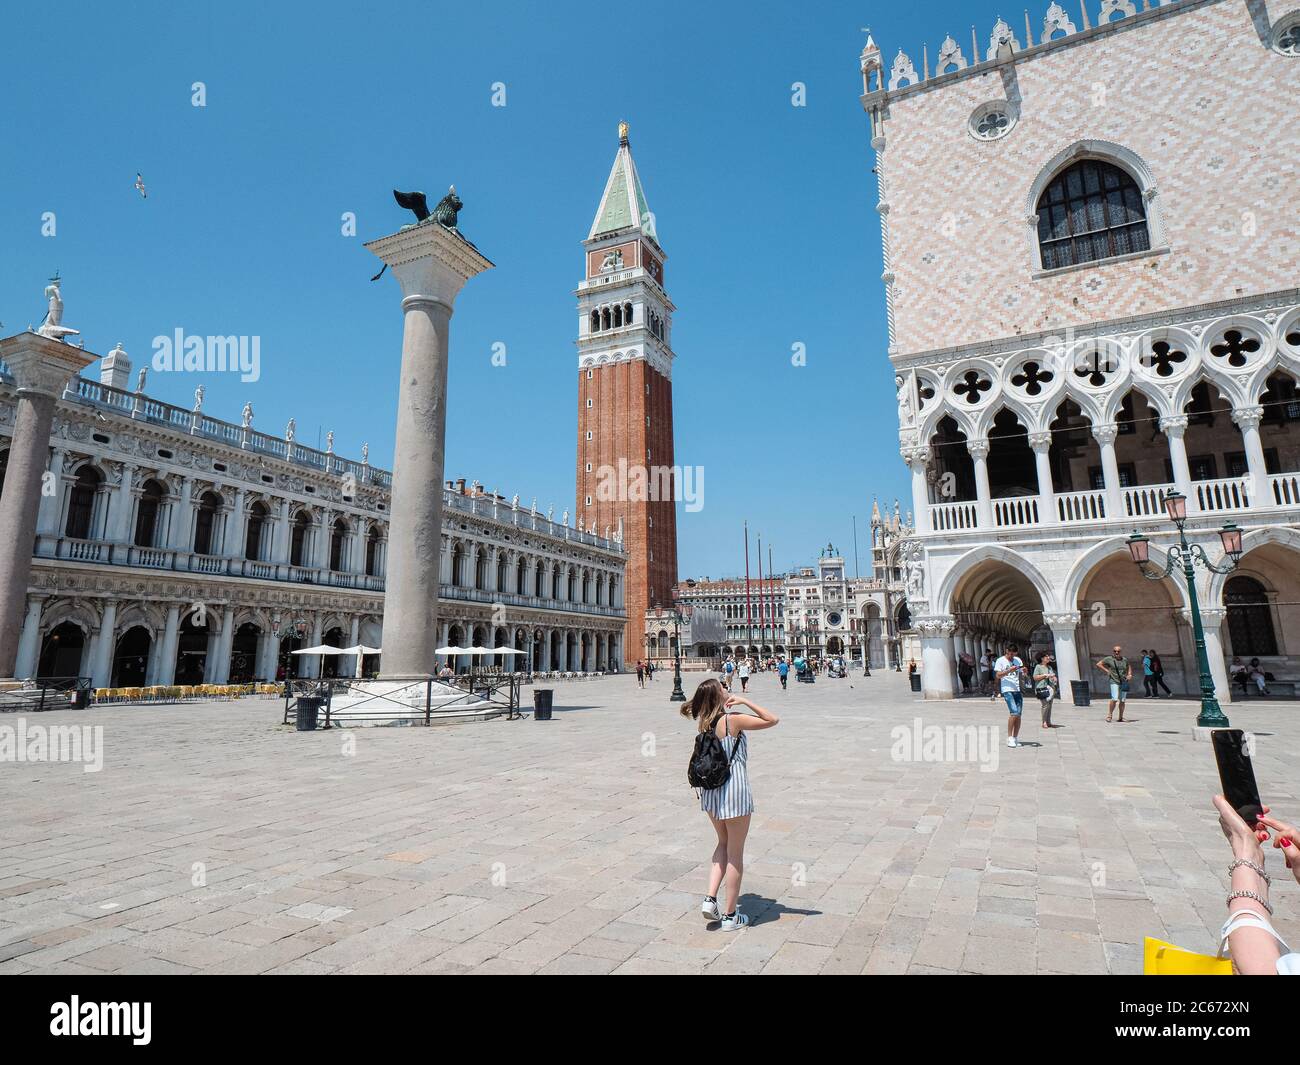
[719,910,749,931]
[702,896,721,922]
[1007,737,1017,748]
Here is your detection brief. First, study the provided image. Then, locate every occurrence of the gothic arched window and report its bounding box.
[1036,160,1149,270]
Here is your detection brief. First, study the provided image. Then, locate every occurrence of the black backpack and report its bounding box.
[687,714,733,789]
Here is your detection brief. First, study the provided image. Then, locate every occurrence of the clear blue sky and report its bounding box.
[1,0,985,579]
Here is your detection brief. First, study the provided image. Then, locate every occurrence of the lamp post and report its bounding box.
[862,619,872,677]
[1125,490,1241,728]
[270,614,311,683]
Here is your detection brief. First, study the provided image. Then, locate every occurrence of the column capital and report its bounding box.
[965,438,990,460]
[1231,405,1264,430]
[1043,610,1082,632]
[0,333,97,397]
[1159,414,1189,436]
[1184,607,1226,625]
[1028,432,1052,453]
[1092,423,1119,446]
[914,614,956,638]
[900,445,930,468]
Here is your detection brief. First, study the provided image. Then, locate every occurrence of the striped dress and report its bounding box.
[699,715,754,819]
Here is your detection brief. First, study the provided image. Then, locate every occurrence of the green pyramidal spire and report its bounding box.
[588,121,657,242]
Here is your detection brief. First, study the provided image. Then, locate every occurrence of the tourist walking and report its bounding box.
[1033,651,1057,729]
[996,642,1026,747]
[682,680,779,931]
[981,648,995,699]
[636,660,645,688]
[738,658,751,692]
[1095,644,1132,722]
[1141,649,1156,698]
[1149,651,1173,697]
[722,657,735,691]
[777,658,789,690]
[646,660,654,683]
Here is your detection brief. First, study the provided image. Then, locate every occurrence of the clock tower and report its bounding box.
[576,122,678,667]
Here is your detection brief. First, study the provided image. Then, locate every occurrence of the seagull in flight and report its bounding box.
[134,173,147,199]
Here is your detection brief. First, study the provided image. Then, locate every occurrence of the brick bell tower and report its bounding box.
[576,122,679,668]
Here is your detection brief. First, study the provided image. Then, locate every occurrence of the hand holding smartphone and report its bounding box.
[1212,729,1264,825]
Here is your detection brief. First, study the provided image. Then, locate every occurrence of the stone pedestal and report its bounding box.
[365,222,493,680]
[0,333,96,679]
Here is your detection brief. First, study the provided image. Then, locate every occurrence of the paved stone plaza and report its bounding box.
[2,674,1297,975]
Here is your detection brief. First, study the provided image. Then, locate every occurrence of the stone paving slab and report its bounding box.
[2,674,1297,974]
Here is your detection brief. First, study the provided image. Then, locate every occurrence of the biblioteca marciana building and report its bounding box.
[861,0,1300,699]
[0,320,627,688]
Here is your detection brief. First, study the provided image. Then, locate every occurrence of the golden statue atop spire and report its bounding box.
[618,120,629,145]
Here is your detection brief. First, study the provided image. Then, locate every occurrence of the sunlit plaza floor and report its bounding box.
[2,672,1297,974]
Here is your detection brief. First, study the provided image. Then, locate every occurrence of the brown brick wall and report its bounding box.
[577,360,678,665]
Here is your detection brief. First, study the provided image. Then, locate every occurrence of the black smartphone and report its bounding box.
[1212,729,1263,824]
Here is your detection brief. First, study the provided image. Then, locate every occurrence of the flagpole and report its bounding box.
[743,521,753,654]
[757,533,766,658]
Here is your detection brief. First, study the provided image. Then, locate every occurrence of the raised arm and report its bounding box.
[725,694,779,731]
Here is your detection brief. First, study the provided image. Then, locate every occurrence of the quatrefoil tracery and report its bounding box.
[953,370,993,405]
[1010,361,1054,396]
[1141,340,1188,378]
[1072,348,1119,388]
[1209,329,1261,368]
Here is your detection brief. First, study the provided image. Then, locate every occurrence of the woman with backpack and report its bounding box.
[682,679,779,931]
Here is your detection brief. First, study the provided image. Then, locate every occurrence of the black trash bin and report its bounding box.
[909,673,922,693]
[533,689,554,721]
[1070,680,1091,707]
[70,688,88,710]
[296,696,323,731]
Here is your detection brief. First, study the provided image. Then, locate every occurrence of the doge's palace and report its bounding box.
[860,0,1300,699]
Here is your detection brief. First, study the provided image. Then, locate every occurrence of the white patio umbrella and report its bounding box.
[291,643,347,680]
[340,644,381,679]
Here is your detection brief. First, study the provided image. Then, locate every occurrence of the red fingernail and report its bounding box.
[1283,838,1294,848]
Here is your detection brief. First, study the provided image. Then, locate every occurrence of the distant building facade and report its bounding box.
[0,347,626,687]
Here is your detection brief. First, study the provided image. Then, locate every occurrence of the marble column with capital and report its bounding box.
[0,332,96,677]
[1092,424,1123,518]
[1159,415,1194,503]
[902,446,930,534]
[1231,406,1270,508]
[1043,611,1082,692]
[365,214,493,679]
[1029,432,1057,525]
[1189,606,1233,705]
[915,615,957,699]
[967,439,993,529]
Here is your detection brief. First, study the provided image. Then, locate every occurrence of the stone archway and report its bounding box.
[112,626,152,687]
[1075,550,1188,695]
[38,621,88,679]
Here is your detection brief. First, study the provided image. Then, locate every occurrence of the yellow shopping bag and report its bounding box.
[1143,936,1232,975]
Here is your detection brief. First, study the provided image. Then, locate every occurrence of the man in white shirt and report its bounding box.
[995,643,1026,748]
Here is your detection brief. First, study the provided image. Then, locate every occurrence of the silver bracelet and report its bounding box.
[1227,889,1273,916]
[1228,858,1271,885]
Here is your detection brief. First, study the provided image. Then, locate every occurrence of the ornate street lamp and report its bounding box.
[1125,490,1242,728]
[269,613,312,685]
[862,619,872,677]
